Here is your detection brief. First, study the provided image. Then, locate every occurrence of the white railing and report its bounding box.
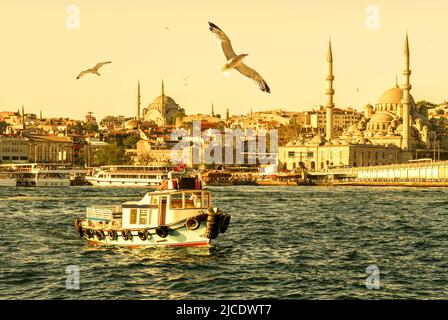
[86,206,121,220]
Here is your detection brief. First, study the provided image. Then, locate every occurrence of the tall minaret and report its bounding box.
[211,102,215,117]
[401,33,412,151]
[160,79,165,114]
[325,38,335,142]
[21,105,25,130]
[137,80,141,121]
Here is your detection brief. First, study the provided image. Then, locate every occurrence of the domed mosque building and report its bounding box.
[279,35,446,171]
[141,80,185,126]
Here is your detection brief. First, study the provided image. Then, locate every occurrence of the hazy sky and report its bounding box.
[0,0,447,120]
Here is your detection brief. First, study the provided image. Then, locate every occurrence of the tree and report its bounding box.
[0,121,7,133]
[123,135,140,149]
[92,143,129,166]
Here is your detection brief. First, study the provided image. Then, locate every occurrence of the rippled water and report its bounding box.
[0,186,447,299]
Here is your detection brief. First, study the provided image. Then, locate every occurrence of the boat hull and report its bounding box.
[86,178,162,187]
[80,221,212,248]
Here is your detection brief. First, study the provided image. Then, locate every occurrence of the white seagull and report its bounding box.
[76,61,112,80]
[208,22,270,93]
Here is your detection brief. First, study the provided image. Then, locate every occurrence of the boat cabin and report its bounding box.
[120,189,211,229]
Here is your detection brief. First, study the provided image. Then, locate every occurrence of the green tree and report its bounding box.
[123,135,140,149]
[92,143,129,166]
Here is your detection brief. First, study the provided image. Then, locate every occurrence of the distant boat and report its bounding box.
[0,163,71,187]
[85,165,176,187]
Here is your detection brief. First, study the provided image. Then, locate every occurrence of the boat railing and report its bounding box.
[86,205,122,221]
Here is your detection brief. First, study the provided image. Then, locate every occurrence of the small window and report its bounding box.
[129,209,137,224]
[139,209,148,224]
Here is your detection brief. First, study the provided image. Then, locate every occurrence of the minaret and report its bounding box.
[137,80,141,121]
[325,38,335,142]
[211,102,215,117]
[40,110,42,121]
[21,105,25,130]
[401,33,412,151]
[160,79,165,115]
[226,108,230,121]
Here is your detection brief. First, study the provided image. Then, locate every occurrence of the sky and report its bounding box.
[0,0,447,120]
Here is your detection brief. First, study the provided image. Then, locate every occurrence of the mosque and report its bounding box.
[279,34,448,171]
[136,80,186,126]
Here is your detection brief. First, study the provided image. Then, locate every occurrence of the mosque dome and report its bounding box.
[151,95,177,106]
[366,112,395,132]
[378,86,404,105]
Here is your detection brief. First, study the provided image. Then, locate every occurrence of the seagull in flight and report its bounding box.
[208,22,270,93]
[76,61,112,79]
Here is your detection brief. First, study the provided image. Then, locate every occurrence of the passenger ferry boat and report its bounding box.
[73,172,231,247]
[86,165,174,187]
[0,163,71,187]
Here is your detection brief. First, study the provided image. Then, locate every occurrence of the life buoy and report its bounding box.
[220,214,231,233]
[121,229,132,241]
[186,217,200,230]
[155,225,170,238]
[95,230,105,240]
[138,230,149,241]
[108,230,117,241]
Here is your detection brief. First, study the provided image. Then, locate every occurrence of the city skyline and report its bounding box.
[1,0,448,120]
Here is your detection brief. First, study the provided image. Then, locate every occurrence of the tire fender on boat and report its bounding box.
[84,228,93,239]
[186,217,200,230]
[121,229,132,241]
[220,214,231,234]
[155,225,170,238]
[95,230,105,241]
[138,230,149,241]
[108,230,117,241]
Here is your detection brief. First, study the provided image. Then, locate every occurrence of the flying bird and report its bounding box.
[76,61,112,79]
[208,22,270,93]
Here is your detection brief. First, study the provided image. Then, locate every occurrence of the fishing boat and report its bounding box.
[85,165,174,187]
[73,172,231,247]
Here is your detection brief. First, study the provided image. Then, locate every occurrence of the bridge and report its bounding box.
[308,160,448,186]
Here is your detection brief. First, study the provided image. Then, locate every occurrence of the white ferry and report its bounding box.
[0,163,71,187]
[73,172,231,247]
[86,165,175,187]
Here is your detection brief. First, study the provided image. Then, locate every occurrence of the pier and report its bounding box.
[308,160,448,187]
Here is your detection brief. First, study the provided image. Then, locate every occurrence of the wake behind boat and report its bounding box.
[73,172,231,247]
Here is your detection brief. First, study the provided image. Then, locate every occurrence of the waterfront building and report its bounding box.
[0,135,29,163]
[28,135,74,164]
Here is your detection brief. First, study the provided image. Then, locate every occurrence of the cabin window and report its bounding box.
[170,193,183,209]
[150,196,158,205]
[184,192,203,208]
[139,209,148,224]
[129,209,137,224]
